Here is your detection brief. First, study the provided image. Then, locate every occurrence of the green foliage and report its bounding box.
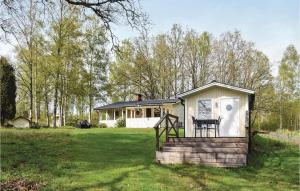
[110,29,272,101]
[252,44,299,132]
[254,117,279,131]
[30,122,41,129]
[115,118,126,128]
[0,57,16,125]
[278,45,300,97]
[274,45,300,130]
[0,128,299,190]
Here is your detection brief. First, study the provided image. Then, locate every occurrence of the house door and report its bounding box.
[220,98,240,137]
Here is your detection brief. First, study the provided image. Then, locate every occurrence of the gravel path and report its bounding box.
[261,132,300,145]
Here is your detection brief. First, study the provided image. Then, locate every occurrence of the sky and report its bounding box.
[1,0,299,75]
[114,0,300,75]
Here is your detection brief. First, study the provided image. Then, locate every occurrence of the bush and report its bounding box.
[30,122,40,129]
[254,119,279,132]
[66,122,77,127]
[67,115,84,127]
[98,123,108,128]
[115,118,126,128]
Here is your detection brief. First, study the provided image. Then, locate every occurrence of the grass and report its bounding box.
[1,128,299,191]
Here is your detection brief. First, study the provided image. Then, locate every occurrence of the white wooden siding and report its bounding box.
[184,87,249,137]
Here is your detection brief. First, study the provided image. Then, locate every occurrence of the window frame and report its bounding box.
[197,99,213,119]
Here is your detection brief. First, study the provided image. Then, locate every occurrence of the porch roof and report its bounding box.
[94,99,179,110]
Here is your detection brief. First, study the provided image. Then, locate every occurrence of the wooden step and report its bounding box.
[162,146,248,154]
[169,137,248,143]
[156,151,247,167]
[164,142,248,148]
[156,152,247,159]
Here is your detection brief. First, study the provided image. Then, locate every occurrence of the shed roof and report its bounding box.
[13,116,30,122]
[177,81,255,98]
[94,99,179,110]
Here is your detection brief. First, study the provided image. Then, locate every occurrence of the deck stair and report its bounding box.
[153,113,248,167]
[156,137,248,167]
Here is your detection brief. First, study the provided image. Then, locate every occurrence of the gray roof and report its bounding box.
[177,81,254,98]
[94,99,179,110]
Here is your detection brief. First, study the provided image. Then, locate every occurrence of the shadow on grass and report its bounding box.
[1,129,299,191]
[65,133,299,191]
[1,129,158,190]
[157,135,299,190]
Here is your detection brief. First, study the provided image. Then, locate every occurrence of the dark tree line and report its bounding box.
[0,57,16,125]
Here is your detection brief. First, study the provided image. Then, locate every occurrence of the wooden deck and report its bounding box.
[156,137,248,167]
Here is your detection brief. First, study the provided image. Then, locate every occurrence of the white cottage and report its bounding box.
[96,81,255,166]
[178,81,255,137]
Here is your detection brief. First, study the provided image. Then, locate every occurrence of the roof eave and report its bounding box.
[94,100,179,110]
[178,82,255,98]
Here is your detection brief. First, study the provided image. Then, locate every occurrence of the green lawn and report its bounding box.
[1,128,299,191]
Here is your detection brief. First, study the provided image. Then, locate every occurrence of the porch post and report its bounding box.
[133,108,136,118]
[142,108,145,118]
[125,108,128,119]
[106,110,108,120]
[159,106,161,117]
[113,109,116,120]
[98,111,101,125]
[121,109,124,118]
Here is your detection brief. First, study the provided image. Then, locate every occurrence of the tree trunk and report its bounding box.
[45,94,50,127]
[29,61,33,127]
[88,94,92,123]
[28,0,34,128]
[53,78,58,128]
[59,88,63,127]
[34,46,38,124]
[279,111,282,129]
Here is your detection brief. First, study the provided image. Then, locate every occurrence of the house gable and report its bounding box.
[178,81,254,98]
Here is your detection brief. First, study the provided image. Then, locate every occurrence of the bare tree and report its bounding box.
[1,0,148,45]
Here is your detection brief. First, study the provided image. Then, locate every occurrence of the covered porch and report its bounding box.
[98,106,170,128]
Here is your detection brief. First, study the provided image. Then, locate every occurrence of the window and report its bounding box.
[115,111,119,119]
[135,109,142,118]
[154,108,161,117]
[127,110,131,118]
[198,99,212,119]
[226,104,233,111]
[146,108,152,118]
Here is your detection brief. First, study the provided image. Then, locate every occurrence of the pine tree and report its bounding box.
[0,57,16,125]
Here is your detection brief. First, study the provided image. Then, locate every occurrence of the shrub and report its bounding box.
[115,118,126,128]
[254,118,279,132]
[66,122,77,127]
[98,123,108,128]
[30,122,40,129]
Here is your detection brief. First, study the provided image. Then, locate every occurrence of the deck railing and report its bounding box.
[153,112,183,151]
